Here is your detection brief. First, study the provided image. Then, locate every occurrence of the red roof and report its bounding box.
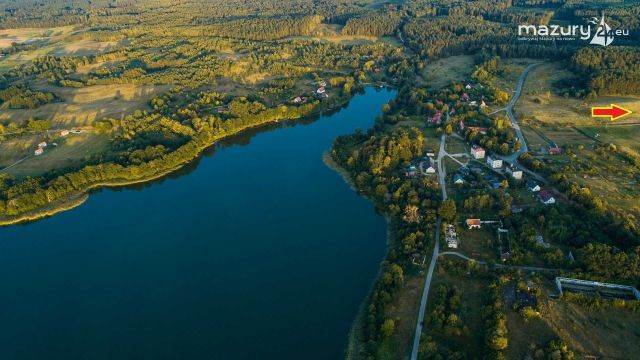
[466,219,481,226]
[539,191,554,201]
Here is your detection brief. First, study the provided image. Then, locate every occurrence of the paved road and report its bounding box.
[493,63,548,184]
[410,134,447,360]
[439,251,563,272]
[501,63,539,163]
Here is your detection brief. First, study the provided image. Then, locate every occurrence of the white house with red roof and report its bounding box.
[470,145,485,159]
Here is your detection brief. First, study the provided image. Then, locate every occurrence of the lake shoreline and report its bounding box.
[323,151,393,360]
[0,91,364,227]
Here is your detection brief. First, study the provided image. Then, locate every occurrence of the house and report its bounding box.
[425,150,436,157]
[470,145,485,159]
[405,166,419,178]
[60,130,70,136]
[467,126,488,135]
[459,120,465,130]
[461,93,470,102]
[527,180,541,192]
[548,143,561,155]
[34,148,44,156]
[419,158,436,174]
[490,181,502,189]
[465,84,472,89]
[316,87,326,94]
[38,141,47,148]
[486,155,502,169]
[373,66,381,73]
[469,100,477,106]
[466,219,481,229]
[429,112,442,125]
[506,166,523,180]
[539,191,556,205]
[536,235,550,248]
[215,105,230,113]
[453,174,464,185]
[292,96,303,104]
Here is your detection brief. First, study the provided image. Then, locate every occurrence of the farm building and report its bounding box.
[38,142,47,148]
[34,148,44,156]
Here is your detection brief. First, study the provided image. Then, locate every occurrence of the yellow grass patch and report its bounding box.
[0,83,170,127]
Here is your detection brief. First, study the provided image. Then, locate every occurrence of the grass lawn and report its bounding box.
[456,226,497,262]
[422,55,475,90]
[445,136,468,155]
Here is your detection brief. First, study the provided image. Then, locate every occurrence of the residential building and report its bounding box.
[539,191,556,205]
[34,148,44,156]
[453,174,464,184]
[316,87,326,94]
[466,219,481,229]
[486,155,502,169]
[38,142,47,148]
[470,145,485,159]
[60,130,70,136]
[506,166,523,180]
[548,143,562,155]
[527,180,541,192]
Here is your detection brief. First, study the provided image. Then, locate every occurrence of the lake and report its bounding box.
[0,88,395,359]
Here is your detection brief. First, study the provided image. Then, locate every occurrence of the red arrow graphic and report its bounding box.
[591,104,632,121]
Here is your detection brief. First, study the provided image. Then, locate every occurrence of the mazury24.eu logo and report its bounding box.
[517,14,629,46]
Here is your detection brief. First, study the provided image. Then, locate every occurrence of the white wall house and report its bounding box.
[471,145,485,159]
[486,155,502,169]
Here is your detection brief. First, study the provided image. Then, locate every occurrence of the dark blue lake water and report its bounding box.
[0,88,395,360]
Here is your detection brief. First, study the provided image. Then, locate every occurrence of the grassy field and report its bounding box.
[422,262,487,357]
[456,226,497,262]
[515,62,640,127]
[580,125,640,152]
[288,24,401,46]
[422,55,475,89]
[494,58,539,91]
[0,132,109,178]
[0,26,120,74]
[542,297,640,358]
[0,82,170,127]
[376,275,424,359]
